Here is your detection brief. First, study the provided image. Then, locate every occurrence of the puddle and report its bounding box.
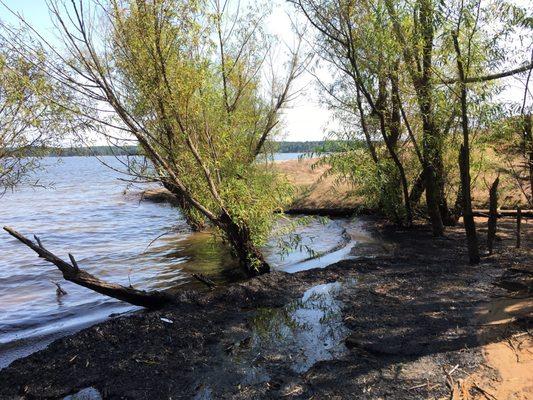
[268,218,369,273]
[232,280,352,375]
[199,280,353,397]
[276,240,354,273]
[63,387,102,400]
[193,385,213,400]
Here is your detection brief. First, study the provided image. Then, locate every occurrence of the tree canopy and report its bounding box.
[0,0,307,274]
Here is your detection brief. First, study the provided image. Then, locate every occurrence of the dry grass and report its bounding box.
[274,156,532,211]
[142,156,531,212]
[272,158,360,210]
[470,147,531,208]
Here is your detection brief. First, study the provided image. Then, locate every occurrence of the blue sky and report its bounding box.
[2,1,53,30]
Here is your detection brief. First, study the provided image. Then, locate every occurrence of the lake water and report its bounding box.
[0,154,360,368]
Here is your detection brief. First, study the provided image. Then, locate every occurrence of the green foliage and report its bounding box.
[53,0,301,261]
[217,166,294,247]
[0,33,74,192]
[315,147,405,221]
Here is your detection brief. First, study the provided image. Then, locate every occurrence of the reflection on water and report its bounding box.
[193,280,353,398]
[267,218,353,273]
[63,387,103,400]
[0,155,361,369]
[229,280,352,380]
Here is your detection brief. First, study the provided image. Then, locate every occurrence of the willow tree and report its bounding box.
[0,33,72,193]
[292,0,467,231]
[291,0,415,225]
[382,0,532,240]
[294,0,532,243]
[1,0,304,281]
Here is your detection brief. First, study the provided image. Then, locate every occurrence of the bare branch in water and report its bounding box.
[3,226,175,309]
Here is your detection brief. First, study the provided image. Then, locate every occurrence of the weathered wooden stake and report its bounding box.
[516,207,522,248]
[487,177,499,254]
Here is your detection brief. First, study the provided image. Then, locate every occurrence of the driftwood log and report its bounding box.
[3,227,175,309]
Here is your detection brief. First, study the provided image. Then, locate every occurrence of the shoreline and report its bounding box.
[0,215,364,372]
[142,187,533,218]
[0,217,530,399]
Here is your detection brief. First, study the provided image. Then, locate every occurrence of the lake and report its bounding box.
[0,154,358,368]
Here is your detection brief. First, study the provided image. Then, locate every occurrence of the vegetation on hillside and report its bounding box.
[22,141,351,157]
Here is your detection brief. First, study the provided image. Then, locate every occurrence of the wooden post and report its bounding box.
[487,177,499,254]
[516,207,522,248]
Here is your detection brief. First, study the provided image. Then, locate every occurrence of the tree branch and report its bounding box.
[441,62,533,84]
[3,226,175,309]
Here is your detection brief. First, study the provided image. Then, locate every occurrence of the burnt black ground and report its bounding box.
[0,218,531,399]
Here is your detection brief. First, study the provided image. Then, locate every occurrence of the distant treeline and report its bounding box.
[41,145,140,157]
[273,140,365,153]
[28,141,363,157]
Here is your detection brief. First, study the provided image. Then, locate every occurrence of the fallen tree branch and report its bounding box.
[473,209,533,218]
[3,226,175,309]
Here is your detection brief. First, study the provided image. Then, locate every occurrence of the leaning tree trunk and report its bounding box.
[162,181,269,276]
[163,182,206,231]
[218,212,270,276]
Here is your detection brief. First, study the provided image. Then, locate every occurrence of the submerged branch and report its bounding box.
[3,227,175,309]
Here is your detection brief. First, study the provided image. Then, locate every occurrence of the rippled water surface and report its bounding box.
[0,154,362,368]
